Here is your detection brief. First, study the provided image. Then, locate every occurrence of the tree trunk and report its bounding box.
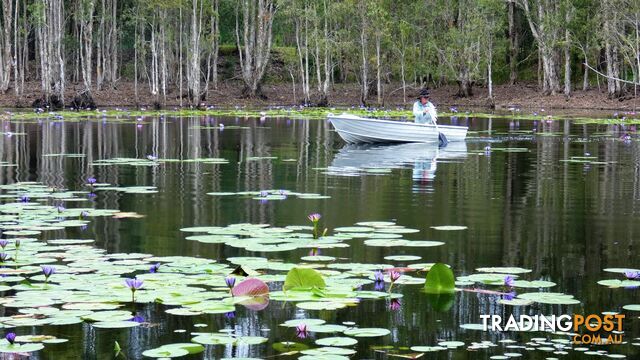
[36,0,65,108]
[80,0,96,92]
[519,0,562,95]
[508,0,518,85]
[210,0,219,90]
[235,0,276,98]
[488,38,493,99]
[375,33,382,106]
[359,1,368,105]
[0,0,15,93]
[294,15,309,104]
[563,9,571,97]
[187,0,203,105]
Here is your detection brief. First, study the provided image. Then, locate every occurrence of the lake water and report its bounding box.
[0,114,639,359]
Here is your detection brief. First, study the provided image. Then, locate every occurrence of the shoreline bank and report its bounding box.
[3,82,640,114]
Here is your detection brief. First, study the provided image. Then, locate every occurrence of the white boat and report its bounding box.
[327,113,468,144]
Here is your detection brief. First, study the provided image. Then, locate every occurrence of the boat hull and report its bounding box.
[328,114,467,144]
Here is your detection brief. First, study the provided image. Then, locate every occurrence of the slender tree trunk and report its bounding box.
[294,16,309,104]
[187,0,203,105]
[0,0,15,93]
[133,3,139,104]
[36,0,65,108]
[80,0,96,92]
[488,38,493,99]
[563,8,571,97]
[13,0,20,97]
[319,0,330,105]
[235,0,276,97]
[520,0,562,95]
[359,1,368,105]
[508,0,518,85]
[375,33,382,106]
[210,0,219,90]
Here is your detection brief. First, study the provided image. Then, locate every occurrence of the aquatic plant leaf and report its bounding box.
[0,342,45,353]
[476,267,531,274]
[191,333,268,345]
[315,337,358,347]
[517,292,580,305]
[410,346,446,352]
[307,324,348,333]
[142,343,205,358]
[430,225,467,231]
[424,263,455,294]
[92,321,140,329]
[231,278,269,297]
[272,341,309,352]
[284,268,325,291]
[384,255,421,261]
[343,328,390,337]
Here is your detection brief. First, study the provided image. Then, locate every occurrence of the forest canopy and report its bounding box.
[0,0,639,109]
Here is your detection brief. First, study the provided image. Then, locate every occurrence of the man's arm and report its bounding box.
[412,102,422,118]
[427,103,438,123]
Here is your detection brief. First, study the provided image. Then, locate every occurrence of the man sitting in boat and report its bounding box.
[412,89,438,125]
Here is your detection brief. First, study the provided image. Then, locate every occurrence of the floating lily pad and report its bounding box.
[430,225,467,231]
[315,337,358,347]
[92,321,140,329]
[343,328,390,337]
[142,343,205,358]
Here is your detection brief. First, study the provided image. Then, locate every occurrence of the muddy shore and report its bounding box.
[2,81,640,114]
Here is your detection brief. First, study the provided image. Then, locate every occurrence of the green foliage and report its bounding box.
[283,268,326,291]
[424,263,455,294]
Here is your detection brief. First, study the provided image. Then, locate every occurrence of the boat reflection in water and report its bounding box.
[329,142,467,191]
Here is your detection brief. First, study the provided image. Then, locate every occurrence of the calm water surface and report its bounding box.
[0,114,639,359]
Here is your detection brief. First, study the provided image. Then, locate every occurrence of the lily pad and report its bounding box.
[315,337,358,347]
[343,328,390,337]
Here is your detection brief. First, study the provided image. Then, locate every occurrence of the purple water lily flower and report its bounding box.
[225,311,236,320]
[307,213,321,222]
[80,211,89,219]
[259,191,269,197]
[5,332,15,345]
[295,323,308,339]
[504,275,515,288]
[0,240,7,250]
[19,195,29,203]
[125,277,144,302]
[373,270,384,283]
[87,192,97,199]
[41,265,55,282]
[225,276,236,289]
[389,298,402,311]
[502,291,517,301]
[624,271,640,280]
[86,177,97,185]
[374,281,385,291]
[131,315,145,323]
[390,271,401,283]
[125,278,144,290]
[56,205,65,213]
[0,253,10,262]
[149,263,160,273]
